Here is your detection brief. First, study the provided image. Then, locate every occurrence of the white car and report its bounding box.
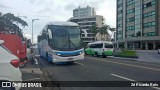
[0,40,22,90]
[158,48,160,54]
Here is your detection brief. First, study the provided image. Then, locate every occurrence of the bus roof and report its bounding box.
[46,21,79,26]
[88,41,113,45]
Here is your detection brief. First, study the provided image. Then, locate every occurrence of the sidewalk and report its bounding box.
[20,61,45,90]
[136,50,160,63]
[108,50,160,64]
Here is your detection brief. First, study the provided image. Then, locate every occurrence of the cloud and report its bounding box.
[24,34,37,43]
[0,3,11,9]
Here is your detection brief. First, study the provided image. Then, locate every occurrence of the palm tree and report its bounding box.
[110,28,116,33]
[99,25,110,41]
[0,13,28,38]
[89,24,99,41]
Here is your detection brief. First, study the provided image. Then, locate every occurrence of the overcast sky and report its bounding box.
[0,0,116,43]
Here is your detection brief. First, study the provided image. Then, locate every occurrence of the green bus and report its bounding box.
[84,41,114,58]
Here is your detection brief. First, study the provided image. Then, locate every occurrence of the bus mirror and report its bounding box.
[48,29,52,39]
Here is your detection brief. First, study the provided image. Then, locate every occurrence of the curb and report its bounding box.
[107,56,138,61]
[107,56,160,64]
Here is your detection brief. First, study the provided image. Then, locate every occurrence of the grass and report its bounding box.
[114,50,137,57]
[119,50,137,56]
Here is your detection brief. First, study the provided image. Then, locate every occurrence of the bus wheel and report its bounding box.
[46,53,49,62]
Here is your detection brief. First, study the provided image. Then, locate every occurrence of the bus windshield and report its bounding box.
[48,25,82,51]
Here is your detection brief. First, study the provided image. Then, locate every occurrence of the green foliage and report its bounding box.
[115,50,137,57]
[99,24,110,40]
[0,12,28,39]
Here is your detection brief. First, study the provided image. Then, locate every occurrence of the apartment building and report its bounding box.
[73,5,96,17]
[116,0,160,50]
[68,6,104,43]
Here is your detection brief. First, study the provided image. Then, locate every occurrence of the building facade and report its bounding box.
[73,5,96,17]
[69,15,104,43]
[116,0,160,50]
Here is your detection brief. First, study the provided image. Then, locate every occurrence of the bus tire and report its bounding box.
[46,52,49,62]
[46,52,52,64]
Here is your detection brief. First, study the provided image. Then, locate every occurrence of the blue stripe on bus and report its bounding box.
[55,49,83,55]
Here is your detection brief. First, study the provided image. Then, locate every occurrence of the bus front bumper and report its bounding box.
[51,53,84,63]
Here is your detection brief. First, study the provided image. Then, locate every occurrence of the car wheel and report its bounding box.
[102,53,106,58]
[95,52,99,57]
[158,51,160,54]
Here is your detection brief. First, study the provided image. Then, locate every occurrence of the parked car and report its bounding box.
[0,40,22,90]
[158,47,160,54]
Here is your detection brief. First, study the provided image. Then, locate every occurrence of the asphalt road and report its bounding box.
[34,53,160,90]
[32,48,160,90]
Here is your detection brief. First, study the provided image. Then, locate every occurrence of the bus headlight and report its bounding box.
[57,53,61,56]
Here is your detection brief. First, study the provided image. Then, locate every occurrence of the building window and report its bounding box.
[143,32,156,36]
[126,34,135,38]
[126,26,135,31]
[143,11,155,18]
[143,21,155,28]
[118,31,122,34]
[144,0,155,8]
[118,17,122,21]
[118,3,123,8]
[127,0,135,6]
[118,24,122,27]
[118,10,123,14]
[127,8,135,14]
[127,17,135,22]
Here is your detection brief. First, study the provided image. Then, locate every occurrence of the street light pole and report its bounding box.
[31,19,39,45]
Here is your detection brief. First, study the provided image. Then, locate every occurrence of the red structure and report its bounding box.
[0,34,27,62]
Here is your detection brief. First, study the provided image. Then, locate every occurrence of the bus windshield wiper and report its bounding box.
[70,40,78,50]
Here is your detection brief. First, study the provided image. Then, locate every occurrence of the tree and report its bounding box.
[89,24,99,41]
[0,13,28,38]
[110,28,116,32]
[99,24,110,41]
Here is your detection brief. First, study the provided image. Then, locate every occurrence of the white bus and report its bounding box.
[37,22,84,63]
[85,41,114,58]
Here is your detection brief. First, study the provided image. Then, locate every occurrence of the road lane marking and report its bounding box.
[111,74,160,90]
[23,78,42,81]
[111,74,135,81]
[74,61,84,66]
[86,57,160,72]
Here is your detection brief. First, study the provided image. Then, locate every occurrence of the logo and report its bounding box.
[2,82,11,87]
